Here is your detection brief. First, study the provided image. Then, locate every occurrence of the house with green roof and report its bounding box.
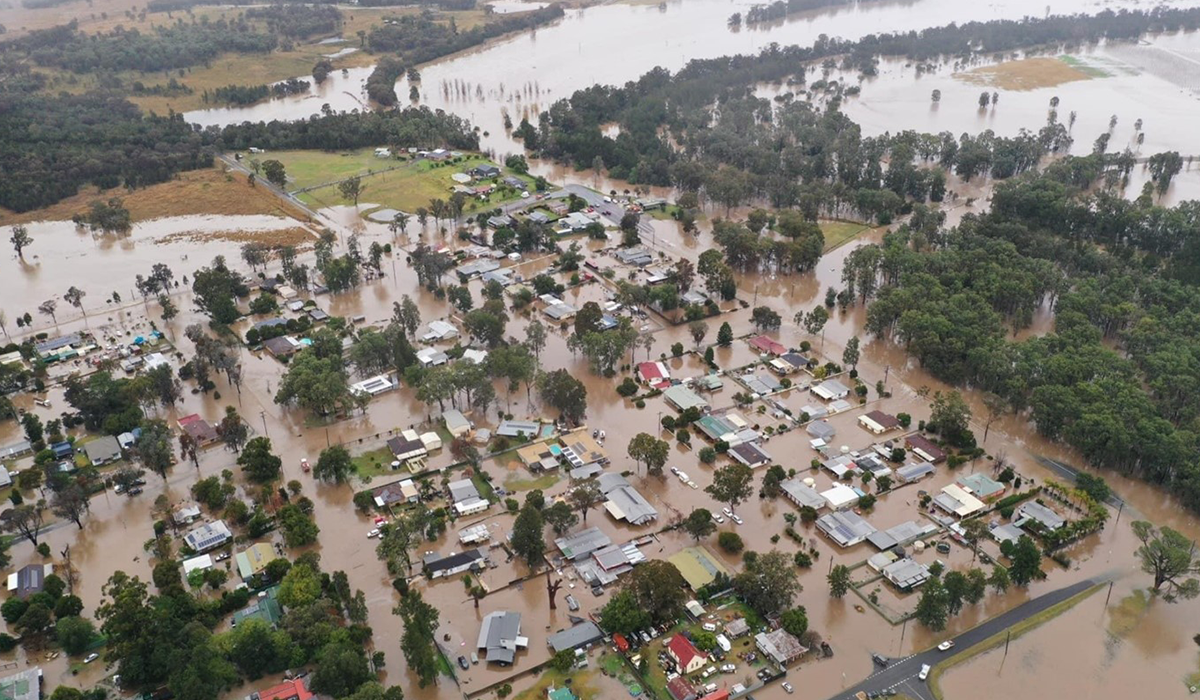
[232,586,283,627]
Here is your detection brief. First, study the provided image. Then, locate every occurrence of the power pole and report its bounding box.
[999,630,1011,672]
[260,409,269,437]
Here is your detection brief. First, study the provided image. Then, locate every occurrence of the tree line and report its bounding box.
[365,5,564,66]
[205,78,311,106]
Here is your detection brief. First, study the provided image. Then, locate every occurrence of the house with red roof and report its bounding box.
[254,678,312,700]
[667,676,698,700]
[178,414,219,447]
[667,634,708,674]
[749,335,786,356]
[699,690,729,700]
[636,361,670,387]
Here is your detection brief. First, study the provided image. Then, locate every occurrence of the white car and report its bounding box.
[712,513,725,524]
[731,514,744,525]
[670,466,680,476]
[677,471,690,482]
[781,681,794,694]
[919,663,931,680]
[720,664,736,673]
[367,528,381,539]
[84,653,100,664]
[702,622,717,632]
[722,507,733,518]
[937,640,955,651]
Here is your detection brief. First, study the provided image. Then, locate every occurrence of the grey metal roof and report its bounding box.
[497,420,540,437]
[35,333,82,353]
[598,473,658,524]
[568,463,604,480]
[896,461,936,482]
[806,420,836,440]
[547,621,603,653]
[555,527,612,561]
[1016,501,1066,530]
[882,558,931,589]
[448,478,481,504]
[663,385,707,411]
[424,548,485,574]
[817,511,877,547]
[866,520,939,550]
[83,435,122,464]
[779,479,826,510]
[477,611,524,664]
[184,521,232,552]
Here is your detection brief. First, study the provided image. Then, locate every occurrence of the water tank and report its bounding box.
[803,477,815,488]
[913,540,926,553]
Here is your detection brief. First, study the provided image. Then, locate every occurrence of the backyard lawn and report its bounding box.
[819,220,877,251]
[351,446,396,479]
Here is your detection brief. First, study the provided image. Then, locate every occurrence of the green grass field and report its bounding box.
[503,472,560,492]
[820,220,876,251]
[351,446,396,479]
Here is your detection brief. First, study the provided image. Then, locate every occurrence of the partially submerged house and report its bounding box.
[729,442,771,468]
[448,478,489,515]
[780,479,826,511]
[933,484,985,519]
[83,435,122,465]
[183,520,233,553]
[178,414,219,447]
[895,461,936,484]
[235,542,278,580]
[7,563,52,599]
[755,628,807,667]
[882,558,931,590]
[817,510,876,547]
[811,378,850,401]
[547,621,604,654]
[424,548,487,579]
[421,320,459,343]
[664,385,708,412]
[477,611,528,665]
[597,473,658,525]
[905,434,947,464]
[858,410,901,434]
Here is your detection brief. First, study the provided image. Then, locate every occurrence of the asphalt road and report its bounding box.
[565,183,655,235]
[826,577,1102,700]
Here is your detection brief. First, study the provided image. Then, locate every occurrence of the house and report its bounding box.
[741,373,782,396]
[821,454,858,480]
[0,668,44,700]
[488,214,514,229]
[698,374,724,392]
[173,504,203,526]
[262,335,301,359]
[990,522,1026,545]
[544,302,577,321]
[895,461,936,484]
[424,548,487,579]
[7,563,52,599]
[755,628,807,666]
[667,677,698,700]
[811,378,851,401]
[517,441,561,472]
[799,404,828,421]
[636,196,667,210]
[574,542,645,586]
[780,479,826,511]
[461,348,489,365]
[561,432,607,471]
[373,479,420,507]
[386,429,429,463]
[561,211,598,231]
[729,442,771,468]
[442,409,472,437]
[547,621,604,653]
[905,434,947,463]
[249,675,310,700]
[780,352,812,372]
[667,634,707,674]
[664,385,708,412]
[725,618,750,638]
[748,335,787,356]
[182,554,213,575]
[806,420,837,442]
[421,320,460,343]
[1015,501,1067,531]
[598,473,658,525]
[374,147,391,158]
[477,611,527,665]
[235,542,278,580]
[636,361,670,385]
[696,415,738,444]
[0,467,9,488]
[821,482,860,511]
[448,478,489,515]
[497,420,540,438]
[456,258,501,281]
[502,176,526,189]
[308,309,330,323]
[859,410,901,434]
[183,520,233,552]
[351,375,397,397]
[882,558,931,590]
[277,285,298,301]
[957,472,1006,501]
[866,520,939,550]
[179,414,220,446]
[527,211,552,225]
[614,247,653,267]
[0,439,32,461]
[49,441,73,460]
[668,547,729,590]
[471,163,501,179]
[933,484,985,518]
[416,348,449,367]
[817,510,876,547]
[459,523,491,545]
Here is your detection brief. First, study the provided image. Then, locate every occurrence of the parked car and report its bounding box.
[722,507,733,518]
[712,513,725,524]
[591,585,604,597]
[457,656,469,670]
[872,653,889,666]
[782,682,794,694]
[919,664,931,680]
[720,664,736,673]
[566,594,579,611]
[731,514,744,525]
[127,487,143,496]
[84,653,100,664]
[367,528,381,539]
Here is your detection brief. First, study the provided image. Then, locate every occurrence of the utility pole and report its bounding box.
[1104,580,1115,607]
[999,630,1011,672]
[260,409,269,438]
[897,617,908,655]
[1114,500,1124,527]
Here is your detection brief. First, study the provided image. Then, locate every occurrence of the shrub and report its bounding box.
[897,412,912,428]
[676,429,690,445]
[699,447,717,464]
[504,498,519,513]
[635,399,646,409]
[617,378,639,397]
[794,551,812,568]
[718,531,744,553]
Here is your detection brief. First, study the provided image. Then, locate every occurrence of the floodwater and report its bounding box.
[7,0,1200,699]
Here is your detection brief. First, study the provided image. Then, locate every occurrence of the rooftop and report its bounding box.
[478,610,527,665]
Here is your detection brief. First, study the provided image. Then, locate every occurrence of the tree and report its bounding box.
[51,485,90,529]
[394,296,422,338]
[599,590,651,636]
[574,302,603,337]
[217,406,248,453]
[981,392,1007,443]
[627,432,670,476]
[16,601,53,640]
[396,590,440,688]
[965,568,988,604]
[988,564,1011,593]
[623,561,687,624]
[278,504,320,547]
[961,518,990,562]
[683,509,717,541]
[1133,521,1200,600]
[842,335,860,369]
[733,550,801,617]
[930,390,972,445]
[717,322,733,347]
[38,299,58,328]
[262,160,287,188]
[688,321,709,348]
[718,531,744,553]
[56,615,97,655]
[314,445,355,483]
[943,570,968,615]
[64,286,87,324]
[915,577,949,631]
[779,607,808,638]
[801,306,829,346]
[310,641,372,698]
[751,306,781,332]
[238,437,282,483]
[275,351,352,417]
[567,481,604,523]
[5,503,45,545]
[538,370,587,425]
[338,175,365,207]
[10,225,32,259]
[544,501,578,536]
[1008,535,1044,587]
[705,463,753,513]
[525,319,547,361]
[828,564,851,598]
[511,503,545,569]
